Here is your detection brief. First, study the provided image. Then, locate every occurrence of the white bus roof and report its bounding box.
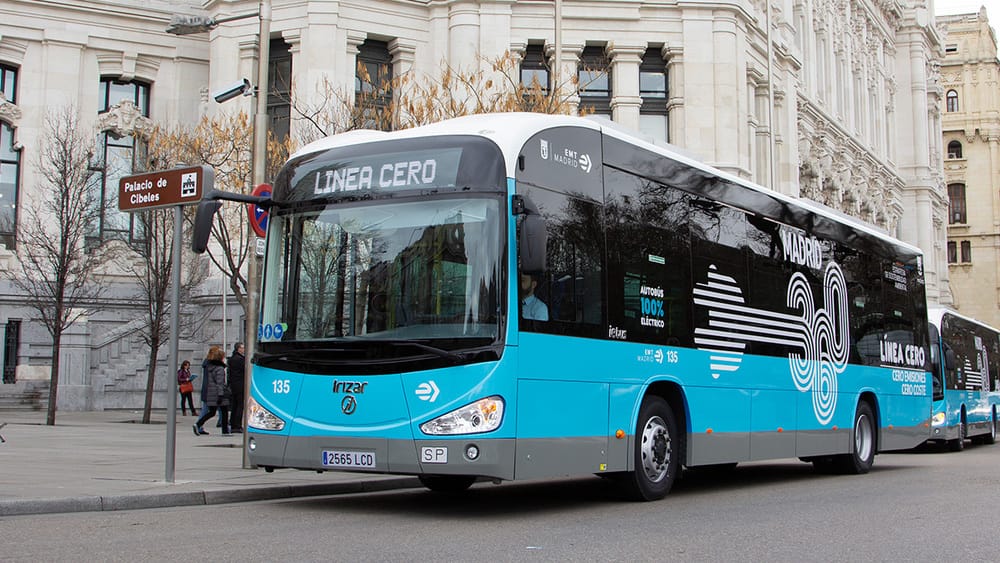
[291,112,921,255]
[927,306,1000,333]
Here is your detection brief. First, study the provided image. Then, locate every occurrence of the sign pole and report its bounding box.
[117,164,212,484]
[165,205,183,483]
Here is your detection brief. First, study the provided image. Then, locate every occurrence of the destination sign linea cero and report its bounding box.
[118,165,214,212]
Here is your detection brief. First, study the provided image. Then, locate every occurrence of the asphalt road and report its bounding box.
[5,443,999,562]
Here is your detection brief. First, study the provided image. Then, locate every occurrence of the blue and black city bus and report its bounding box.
[194,113,932,500]
[927,306,1000,450]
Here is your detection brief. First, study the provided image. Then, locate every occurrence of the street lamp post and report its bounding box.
[168,0,271,469]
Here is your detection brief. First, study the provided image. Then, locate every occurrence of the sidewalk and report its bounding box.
[0,410,419,516]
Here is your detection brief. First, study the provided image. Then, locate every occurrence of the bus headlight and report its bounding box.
[931,412,946,427]
[420,396,504,435]
[247,396,285,431]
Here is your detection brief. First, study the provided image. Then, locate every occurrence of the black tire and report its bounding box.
[948,416,966,452]
[980,411,997,446]
[834,402,876,474]
[418,474,476,493]
[983,410,997,446]
[620,396,680,501]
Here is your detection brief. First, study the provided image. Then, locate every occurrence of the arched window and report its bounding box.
[91,77,150,244]
[948,183,967,224]
[947,90,959,112]
[947,140,963,159]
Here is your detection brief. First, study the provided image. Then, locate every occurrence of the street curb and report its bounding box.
[0,477,421,517]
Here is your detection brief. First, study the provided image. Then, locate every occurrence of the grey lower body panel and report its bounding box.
[249,423,932,482]
[881,420,933,451]
[687,424,929,466]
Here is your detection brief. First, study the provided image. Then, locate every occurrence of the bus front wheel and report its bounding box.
[621,396,679,501]
[948,414,967,452]
[834,401,876,474]
[418,474,476,493]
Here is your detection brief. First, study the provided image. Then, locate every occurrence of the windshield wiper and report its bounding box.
[255,348,350,366]
[387,340,464,363]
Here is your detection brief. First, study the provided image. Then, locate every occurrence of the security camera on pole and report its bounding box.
[168,0,272,469]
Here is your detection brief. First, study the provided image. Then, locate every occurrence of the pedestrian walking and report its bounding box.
[193,345,232,436]
[228,342,246,433]
[199,354,211,419]
[177,360,197,416]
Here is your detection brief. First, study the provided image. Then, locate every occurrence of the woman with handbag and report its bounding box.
[193,346,231,436]
[177,360,197,416]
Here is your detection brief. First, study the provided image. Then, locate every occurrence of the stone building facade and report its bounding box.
[939,8,1000,329]
[0,0,949,410]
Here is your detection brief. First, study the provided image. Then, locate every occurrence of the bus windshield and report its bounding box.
[260,196,503,354]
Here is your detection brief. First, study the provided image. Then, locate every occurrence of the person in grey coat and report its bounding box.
[193,345,231,436]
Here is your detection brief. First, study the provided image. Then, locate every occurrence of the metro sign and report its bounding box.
[118,165,214,212]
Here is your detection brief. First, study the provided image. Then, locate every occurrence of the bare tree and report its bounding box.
[11,107,115,425]
[288,51,583,145]
[147,116,286,317]
[129,206,210,424]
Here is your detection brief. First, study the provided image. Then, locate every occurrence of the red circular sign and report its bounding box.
[248,183,271,237]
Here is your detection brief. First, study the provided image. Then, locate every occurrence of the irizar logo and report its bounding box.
[332,380,368,394]
[694,261,849,425]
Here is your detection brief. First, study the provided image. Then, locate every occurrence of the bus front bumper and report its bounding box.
[929,422,960,442]
[247,432,516,481]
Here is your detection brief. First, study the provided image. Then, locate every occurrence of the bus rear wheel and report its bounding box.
[834,402,876,474]
[974,410,997,446]
[987,411,998,445]
[620,396,679,501]
[418,475,476,493]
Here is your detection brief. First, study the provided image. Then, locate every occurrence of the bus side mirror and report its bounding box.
[519,213,547,274]
[191,200,222,254]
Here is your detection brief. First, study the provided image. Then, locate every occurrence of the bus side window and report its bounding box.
[516,184,606,338]
[604,167,691,346]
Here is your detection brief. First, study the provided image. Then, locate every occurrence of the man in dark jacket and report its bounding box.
[228,342,246,433]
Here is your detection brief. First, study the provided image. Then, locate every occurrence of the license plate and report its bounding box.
[322,449,376,468]
[421,446,448,464]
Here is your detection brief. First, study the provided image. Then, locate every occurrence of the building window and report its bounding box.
[268,38,292,143]
[945,44,958,54]
[961,240,972,263]
[947,140,963,159]
[1,63,15,103]
[639,47,668,143]
[3,319,19,384]
[91,78,150,244]
[0,121,19,249]
[578,45,611,116]
[948,183,966,224]
[948,241,957,264]
[520,43,549,92]
[946,90,959,112]
[1,64,18,250]
[355,38,392,129]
